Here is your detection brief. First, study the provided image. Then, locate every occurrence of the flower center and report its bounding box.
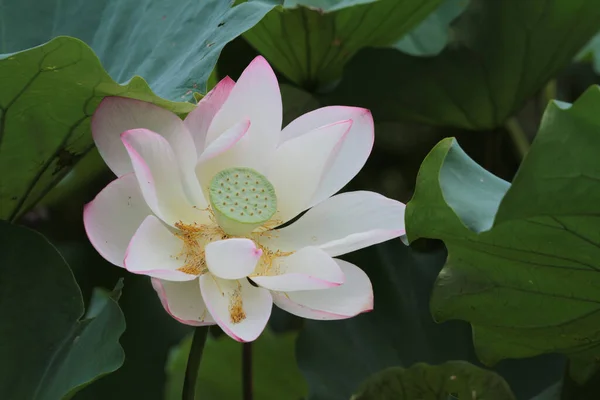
[173,168,282,279]
[208,167,277,236]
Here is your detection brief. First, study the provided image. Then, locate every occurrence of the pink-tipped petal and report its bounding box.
[184,77,235,156]
[204,56,282,174]
[268,120,352,223]
[200,276,272,342]
[250,246,344,291]
[124,215,196,281]
[198,120,251,163]
[195,120,252,192]
[92,97,201,196]
[151,278,215,326]
[280,106,374,206]
[83,173,151,267]
[121,128,209,226]
[261,191,405,257]
[205,238,262,280]
[272,259,373,320]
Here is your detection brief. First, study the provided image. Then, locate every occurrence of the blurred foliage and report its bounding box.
[165,330,307,399]
[296,240,563,400]
[243,0,442,89]
[577,32,600,75]
[393,0,468,57]
[326,0,600,129]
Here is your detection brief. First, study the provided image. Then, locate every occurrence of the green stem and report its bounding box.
[504,117,530,160]
[242,342,253,400]
[560,360,600,399]
[183,326,210,400]
[544,79,558,105]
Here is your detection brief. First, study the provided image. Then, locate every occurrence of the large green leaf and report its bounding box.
[0,0,281,99]
[165,329,307,399]
[0,37,193,220]
[405,85,600,383]
[0,0,281,220]
[352,361,515,400]
[243,0,442,89]
[329,0,600,129]
[296,242,563,400]
[0,221,125,399]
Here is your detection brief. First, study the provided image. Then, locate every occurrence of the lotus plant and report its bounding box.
[83,56,406,342]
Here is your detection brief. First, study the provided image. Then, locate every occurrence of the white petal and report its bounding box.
[184,77,235,156]
[268,120,352,223]
[272,259,372,320]
[261,191,405,257]
[205,56,281,174]
[84,173,151,267]
[92,98,201,202]
[124,215,196,281]
[121,128,209,226]
[250,247,344,291]
[195,120,251,192]
[280,106,374,206]
[151,278,215,326]
[200,276,272,342]
[198,120,251,163]
[205,238,262,280]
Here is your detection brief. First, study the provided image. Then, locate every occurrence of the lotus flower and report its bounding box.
[84,56,405,342]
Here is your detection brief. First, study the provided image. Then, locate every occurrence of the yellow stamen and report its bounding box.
[229,282,246,324]
[174,221,206,275]
[250,240,294,276]
[173,219,229,276]
[172,206,296,327]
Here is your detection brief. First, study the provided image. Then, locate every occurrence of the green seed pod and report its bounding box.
[208,167,277,236]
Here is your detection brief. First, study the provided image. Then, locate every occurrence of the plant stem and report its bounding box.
[544,79,557,105]
[183,326,209,400]
[504,117,530,160]
[242,342,253,400]
[560,360,600,399]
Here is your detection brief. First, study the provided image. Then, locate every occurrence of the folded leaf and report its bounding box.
[406,85,600,383]
[0,221,126,399]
